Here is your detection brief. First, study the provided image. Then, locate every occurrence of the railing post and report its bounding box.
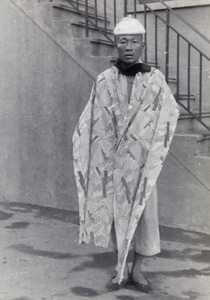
[144,4,147,63]
[85,0,89,37]
[187,44,191,110]
[113,0,116,27]
[104,0,107,33]
[176,34,180,102]
[124,0,127,17]
[114,0,117,43]
[155,15,158,68]
[199,54,203,120]
[134,0,137,18]
[94,0,98,27]
[165,8,170,83]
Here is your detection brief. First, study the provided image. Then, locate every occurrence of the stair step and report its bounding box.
[71,21,113,33]
[179,111,210,119]
[128,0,210,12]
[168,77,177,83]
[176,94,196,101]
[177,111,210,133]
[52,4,110,24]
[173,132,210,158]
[90,39,115,56]
[172,131,210,161]
[146,61,160,68]
[175,94,197,114]
[90,38,114,46]
[58,0,94,10]
[34,0,53,3]
[71,21,114,39]
[17,0,53,3]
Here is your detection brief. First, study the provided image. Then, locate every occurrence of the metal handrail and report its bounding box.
[61,0,210,131]
[141,1,210,131]
[63,0,210,61]
[64,0,114,43]
[140,2,210,62]
[157,0,210,45]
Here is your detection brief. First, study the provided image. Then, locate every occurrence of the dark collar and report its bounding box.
[115,59,151,76]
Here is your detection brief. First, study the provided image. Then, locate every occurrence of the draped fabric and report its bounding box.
[72,66,179,283]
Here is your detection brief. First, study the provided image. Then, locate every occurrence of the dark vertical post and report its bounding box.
[95,0,98,27]
[199,54,203,120]
[165,8,170,83]
[124,0,127,17]
[187,44,191,110]
[176,35,180,103]
[114,0,117,43]
[134,0,137,18]
[144,4,147,63]
[85,0,89,37]
[114,0,117,27]
[155,15,158,68]
[104,0,107,33]
[77,0,79,10]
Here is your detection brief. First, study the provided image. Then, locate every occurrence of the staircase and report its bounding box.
[28,0,210,131]
[10,0,210,233]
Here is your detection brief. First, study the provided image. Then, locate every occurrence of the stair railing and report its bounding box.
[64,0,114,43]
[157,0,210,45]
[62,0,210,131]
[134,1,210,131]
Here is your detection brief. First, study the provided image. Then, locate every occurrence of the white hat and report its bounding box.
[114,15,145,35]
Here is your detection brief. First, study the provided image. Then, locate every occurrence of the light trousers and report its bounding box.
[110,186,160,256]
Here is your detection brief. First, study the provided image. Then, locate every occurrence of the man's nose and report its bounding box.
[126,41,133,50]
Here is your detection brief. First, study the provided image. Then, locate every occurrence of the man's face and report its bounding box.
[116,34,143,65]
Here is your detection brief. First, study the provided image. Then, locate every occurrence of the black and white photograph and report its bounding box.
[0,0,210,299]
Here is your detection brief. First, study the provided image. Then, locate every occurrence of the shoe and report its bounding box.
[106,275,130,292]
[131,277,154,294]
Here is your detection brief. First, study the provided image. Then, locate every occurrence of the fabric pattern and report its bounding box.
[72,66,180,283]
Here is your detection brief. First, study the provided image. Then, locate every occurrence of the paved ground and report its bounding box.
[0,201,210,300]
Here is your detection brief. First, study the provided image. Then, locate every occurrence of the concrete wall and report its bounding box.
[158,144,210,235]
[0,1,94,210]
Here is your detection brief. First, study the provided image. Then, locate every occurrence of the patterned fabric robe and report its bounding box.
[72,65,180,283]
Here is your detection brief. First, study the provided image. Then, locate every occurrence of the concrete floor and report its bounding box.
[0,201,210,300]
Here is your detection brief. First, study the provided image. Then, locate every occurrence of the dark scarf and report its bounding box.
[115,59,151,76]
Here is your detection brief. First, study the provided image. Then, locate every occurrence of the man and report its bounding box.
[72,16,179,293]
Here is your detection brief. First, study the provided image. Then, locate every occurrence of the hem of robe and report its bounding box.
[79,238,161,256]
[79,231,110,248]
[134,247,161,256]
[79,237,110,249]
